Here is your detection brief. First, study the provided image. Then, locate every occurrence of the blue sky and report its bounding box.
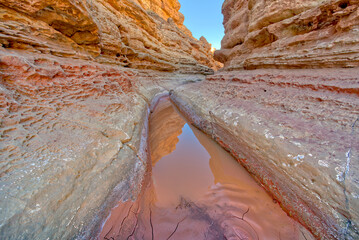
[179,0,224,50]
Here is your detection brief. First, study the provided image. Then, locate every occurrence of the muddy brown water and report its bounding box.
[99,97,314,240]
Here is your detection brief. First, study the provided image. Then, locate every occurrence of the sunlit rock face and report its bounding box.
[0,0,220,73]
[215,0,359,70]
[136,0,191,35]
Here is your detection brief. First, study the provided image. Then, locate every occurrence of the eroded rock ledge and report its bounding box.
[0,0,220,73]
[215,0,359,70]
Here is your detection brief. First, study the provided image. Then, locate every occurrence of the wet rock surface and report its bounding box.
[215,0,359,70]
[170,69,359,240]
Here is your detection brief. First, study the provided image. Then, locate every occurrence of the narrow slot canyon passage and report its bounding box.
[1,0,358,239]
[99,97,314,240]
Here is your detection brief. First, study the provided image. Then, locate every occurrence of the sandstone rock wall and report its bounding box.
[136,0,193,36]
[215,0,359,70]
[211,1,359,238]
[0,0,220,73]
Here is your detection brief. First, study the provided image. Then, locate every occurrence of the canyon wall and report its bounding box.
[0,0,220,73]
[215,0,359,70]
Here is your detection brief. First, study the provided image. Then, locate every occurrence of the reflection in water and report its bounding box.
[99,97,314,240]
[152,123,214,207]
[149,100,186,166]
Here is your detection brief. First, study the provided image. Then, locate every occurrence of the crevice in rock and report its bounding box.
[339,1,349,9]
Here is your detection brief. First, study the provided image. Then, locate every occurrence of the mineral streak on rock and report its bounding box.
[215,0,359,70]
[0,0,220,73]
[170,69,359,240]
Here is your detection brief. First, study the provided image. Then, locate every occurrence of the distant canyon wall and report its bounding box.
[215,0,359,70]
[0,0,220,73]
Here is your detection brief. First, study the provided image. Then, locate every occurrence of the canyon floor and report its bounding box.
[99,98,315,240]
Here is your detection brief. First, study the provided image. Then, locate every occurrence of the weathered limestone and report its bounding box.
[215,0,359,70]
[136,0,192,36]
[170,69,359,240]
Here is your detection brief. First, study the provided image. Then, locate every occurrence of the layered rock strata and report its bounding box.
[0,0,220,73]
[170,69,359,240]
[215,0,359,70]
